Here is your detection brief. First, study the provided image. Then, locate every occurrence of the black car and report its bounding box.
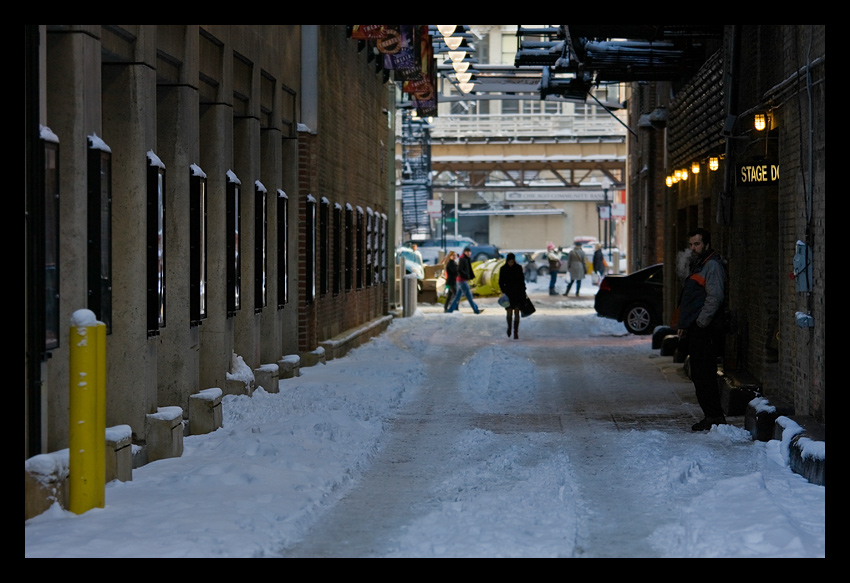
[594,264,663,335]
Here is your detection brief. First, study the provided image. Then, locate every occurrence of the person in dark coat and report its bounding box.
[677,228,727,431]
[442,251,458,313]
[498,252,527,339]
[592,244,606,282]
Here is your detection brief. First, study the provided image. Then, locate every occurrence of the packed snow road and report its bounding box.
[25,290,824,558]
[277,296,823,558]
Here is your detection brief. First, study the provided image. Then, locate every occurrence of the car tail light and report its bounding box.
[599,278,612,292]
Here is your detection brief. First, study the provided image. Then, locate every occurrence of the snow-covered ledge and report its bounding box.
[145,406,184,462]
[188,388,223,435]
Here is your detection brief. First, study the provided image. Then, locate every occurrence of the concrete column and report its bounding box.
[156,79,201,414]
[101,50,159,441]
[198,103,234,393]
[44,26,103,452]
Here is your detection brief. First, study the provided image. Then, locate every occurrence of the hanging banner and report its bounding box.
[404,27,435,97]
[350,25,389,40]
[384,25,420,79]
[348,26,437,117]
[376,25,402,55]
[412,34,437,117]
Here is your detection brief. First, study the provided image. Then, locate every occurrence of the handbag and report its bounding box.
[520,296,536,317]
[498,293,510,308]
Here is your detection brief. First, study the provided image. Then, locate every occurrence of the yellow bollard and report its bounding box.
[95,320,106,507]
[68,309,106,514]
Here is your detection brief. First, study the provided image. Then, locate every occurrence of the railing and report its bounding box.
[428,113,627,139]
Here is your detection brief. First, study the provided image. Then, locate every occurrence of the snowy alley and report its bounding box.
[24,282,825,558]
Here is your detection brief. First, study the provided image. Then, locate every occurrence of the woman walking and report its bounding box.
[563,241,587,297]
[442,251,458,313]
[498,253,527,339]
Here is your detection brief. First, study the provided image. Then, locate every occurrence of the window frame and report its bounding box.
[226,170,241,316]
[190,165,208,325]
[319,197,330,296]
[254,181,267,313]
[41,131,61,352]
[146,151,166,335]
[276,189,288,308]
[305,194,317,304]
[87,134,113,334]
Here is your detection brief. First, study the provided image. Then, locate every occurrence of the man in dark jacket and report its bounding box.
[446,247,483,314]
[677,228,726,431]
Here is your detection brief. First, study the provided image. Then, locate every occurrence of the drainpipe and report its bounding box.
[717,26,740,226]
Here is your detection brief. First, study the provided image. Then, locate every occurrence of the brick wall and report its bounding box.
[297,26,391,353]
[775,25,826,421]
[662,25,825,422]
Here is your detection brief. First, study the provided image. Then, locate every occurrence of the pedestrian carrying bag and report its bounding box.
[520,296,536,317]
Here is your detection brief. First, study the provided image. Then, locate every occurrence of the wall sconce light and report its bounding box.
[448,50,469,63]
[754,113,767,131]
[680,168,688,180]
[691,162,700,174]
[452,60,470,74]
[437,25,458,38]
[666,176,673,187]
[444,36,464,50]
[674,169,682,181]
[455,71,473,84]
[709,157,719,171]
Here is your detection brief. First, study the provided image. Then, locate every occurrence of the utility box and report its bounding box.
[794,241,812,292]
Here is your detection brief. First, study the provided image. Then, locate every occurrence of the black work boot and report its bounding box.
[691,416,727,431]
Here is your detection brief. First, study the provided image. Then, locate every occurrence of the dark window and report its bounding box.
[87,135,112,333]
[255,182,267,313]
[276,190,288,307]
[146,152,166,335]
[190,166,207,325]
[42,134,60,351]
[365,208,373,287]
[319,197,329,296]
[375,213,382,284]
[356,206,364,289]
[305,195,316,303]
[226,171,241,316]
[382,213,388,283]
[345,204,353,291]
[333,203,342,295]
